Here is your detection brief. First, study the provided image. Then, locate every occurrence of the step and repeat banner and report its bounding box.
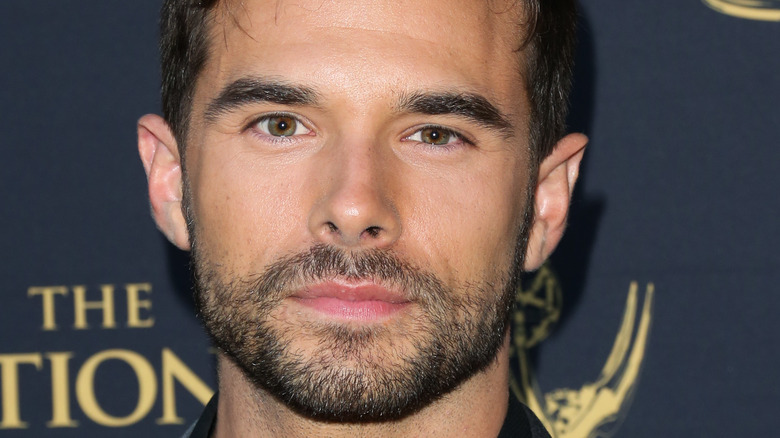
[1,1,778,437]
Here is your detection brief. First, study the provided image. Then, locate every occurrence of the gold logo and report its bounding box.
[703,0,780,21]
[510,265,654,438]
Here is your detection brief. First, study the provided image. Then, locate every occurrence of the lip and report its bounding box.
[289,281,411,321]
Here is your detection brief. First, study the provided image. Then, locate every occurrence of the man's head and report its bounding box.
[138,0,585,423]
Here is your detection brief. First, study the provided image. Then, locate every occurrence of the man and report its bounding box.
[138,0,586,436]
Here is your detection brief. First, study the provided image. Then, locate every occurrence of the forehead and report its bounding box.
[196,0,527,115]
[215,0,523,38]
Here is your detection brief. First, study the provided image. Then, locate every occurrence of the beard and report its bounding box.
[189,203,532,422]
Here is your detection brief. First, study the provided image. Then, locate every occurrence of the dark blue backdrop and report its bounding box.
[1,1,778,436]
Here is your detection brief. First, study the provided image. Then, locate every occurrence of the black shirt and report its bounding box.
[183,393,551,438]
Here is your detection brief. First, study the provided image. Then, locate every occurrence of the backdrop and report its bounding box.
[1,1,778,437]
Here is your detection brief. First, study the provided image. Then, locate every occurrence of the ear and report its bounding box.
[524,133,587,271]
[137,114,191,251]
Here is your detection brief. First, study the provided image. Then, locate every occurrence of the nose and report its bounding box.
[308,140,401,248]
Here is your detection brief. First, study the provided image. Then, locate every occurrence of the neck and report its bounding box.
[212,339,512,438]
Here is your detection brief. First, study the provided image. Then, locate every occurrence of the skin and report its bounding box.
[138,0,587,436]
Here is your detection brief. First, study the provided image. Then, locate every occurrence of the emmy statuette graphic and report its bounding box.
[510,265,655,438]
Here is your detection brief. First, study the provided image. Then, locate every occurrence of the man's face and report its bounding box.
[184,0,532,421]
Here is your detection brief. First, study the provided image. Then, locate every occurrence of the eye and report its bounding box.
[254,114,311,137]
[405,126,465,147]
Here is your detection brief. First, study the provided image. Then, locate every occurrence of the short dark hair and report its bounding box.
[159,0,578,165]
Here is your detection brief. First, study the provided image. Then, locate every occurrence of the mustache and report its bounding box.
[242,244,449,303]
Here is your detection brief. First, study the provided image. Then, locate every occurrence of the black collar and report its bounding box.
[184,392,218,438]
[499,392,551,438]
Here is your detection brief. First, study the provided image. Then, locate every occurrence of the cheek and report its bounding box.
[188,147,311,273]
[403,158,529,283]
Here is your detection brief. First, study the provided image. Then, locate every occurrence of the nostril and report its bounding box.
[364,226,381,238]
[327,222,339,233]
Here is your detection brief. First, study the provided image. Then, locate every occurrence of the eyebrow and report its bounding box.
[203,77,514,135]
[203,77,319,123]
[398,91,514,135]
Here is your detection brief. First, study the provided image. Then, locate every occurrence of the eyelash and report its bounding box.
[404,125,474,150]
[244,114,473,150]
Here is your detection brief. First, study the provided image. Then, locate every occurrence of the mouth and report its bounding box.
[289,280,412,322]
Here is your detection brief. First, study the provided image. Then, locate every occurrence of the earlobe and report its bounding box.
[137,114,191,251]
[524,133,587,271]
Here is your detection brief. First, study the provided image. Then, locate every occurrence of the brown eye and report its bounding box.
[254,114,311,138]
[266,116,297,136]
[419,127,451,145]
